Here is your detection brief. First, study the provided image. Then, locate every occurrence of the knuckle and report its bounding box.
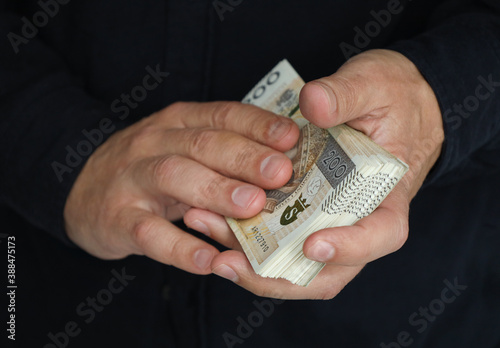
[263,116,289,142]
[188,129,216,156]
[352,237,372,261]
[162,235,182,266]
[128,123,158,149]
[166,101,190,116]
[227,142,257,174]
[254,287,286,300]
[160,101,192,126]
[196,175,227,206]
[130,219,156,251]
[393,217,409,251]
[151,155,182,188]
[93,233,129,260]
[210,102,238,129]
[332,76,359,115]
[315,275,350,300]
[316,289,338,300]
[333,228,369,261]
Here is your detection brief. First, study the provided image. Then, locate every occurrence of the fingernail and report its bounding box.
[190,220,210,236]
[194,249,212,270]
[269,119,292,141]
[213,264,239,282]
[309,240,335,262]
[260,155,286,180]
[232,185,260,209]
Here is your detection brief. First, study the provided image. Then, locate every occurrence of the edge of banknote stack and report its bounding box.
[226,60,409,287]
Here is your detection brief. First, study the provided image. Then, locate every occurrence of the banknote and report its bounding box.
[226,60,408,286]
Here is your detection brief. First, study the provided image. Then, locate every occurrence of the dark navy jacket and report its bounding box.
[1,0,499,347]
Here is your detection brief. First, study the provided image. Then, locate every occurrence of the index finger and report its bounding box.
[160,101,300,152]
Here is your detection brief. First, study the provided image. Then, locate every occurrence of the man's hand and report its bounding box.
[185,49,444,299]
[64,102,299,274]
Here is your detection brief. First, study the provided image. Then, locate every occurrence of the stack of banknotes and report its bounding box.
[226,60,409,286]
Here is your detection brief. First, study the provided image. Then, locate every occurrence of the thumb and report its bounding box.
[299,59,385,128]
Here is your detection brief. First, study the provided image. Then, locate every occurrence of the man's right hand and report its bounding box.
[64,102,299,274]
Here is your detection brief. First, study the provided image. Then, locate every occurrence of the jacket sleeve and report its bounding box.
[0,3,125,245]
[387,0,500,186]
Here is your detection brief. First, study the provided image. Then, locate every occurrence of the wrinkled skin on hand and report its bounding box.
[64,102,299,275]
